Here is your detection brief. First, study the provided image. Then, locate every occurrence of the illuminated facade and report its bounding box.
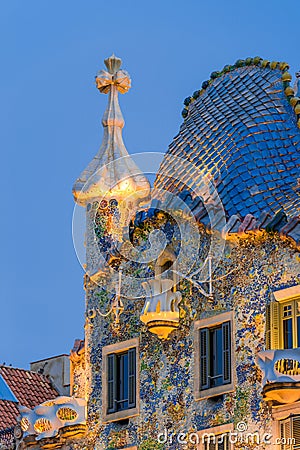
[13,55,300,449]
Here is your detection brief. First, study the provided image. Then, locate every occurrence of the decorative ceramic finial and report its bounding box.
[104,54,122,74]
[95,54,131,95]
[73,55,150,207]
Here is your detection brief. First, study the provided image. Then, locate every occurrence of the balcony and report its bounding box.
[18,396,86,448]
[257,348,300,404]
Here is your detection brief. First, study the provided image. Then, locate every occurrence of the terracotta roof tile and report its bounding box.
[0,366,58,429]
[0,400,19,428]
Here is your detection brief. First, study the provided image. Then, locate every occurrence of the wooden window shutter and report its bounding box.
[223,434,229,450]
[266,303,271,350]
[270,301,280,350]
[218,434,229,450]
[280,418,291,450]
[200,328,209,390]
[292,416,300,449]
[222,322,231,384]
[203,436,217,450]
[128,348,136,408]
[107,353,117,413]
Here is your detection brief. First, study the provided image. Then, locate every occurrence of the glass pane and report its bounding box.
[117,352,129,410]
[123,353,128,407]
[283,318,293,349]
[210,326,223,387]
[218,442,224,450]
[283,305,292,317]
[204,434,229,450]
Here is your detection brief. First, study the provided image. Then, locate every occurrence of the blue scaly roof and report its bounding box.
[155,58,300,219]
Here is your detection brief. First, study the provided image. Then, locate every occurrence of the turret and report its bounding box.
[73,54,150,211]
[73,55,150,277]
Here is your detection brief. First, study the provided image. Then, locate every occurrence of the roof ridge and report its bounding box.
[30,353,69,364]
[221,210,300,248]
[0,365,52,382]
[181,56,300,128]
[0,365,30,372]
[0,365,33,373]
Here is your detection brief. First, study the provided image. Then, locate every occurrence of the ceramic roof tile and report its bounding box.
[155,60,300,219]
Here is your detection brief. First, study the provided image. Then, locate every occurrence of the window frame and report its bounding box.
[281,300,300,349]
[194,311,234,400]
[116,448,137,450]
[197,423,234,450]
[279,415,300,450]
[102,338,139,423]
[267,286,300,350]
[272,404,300,450]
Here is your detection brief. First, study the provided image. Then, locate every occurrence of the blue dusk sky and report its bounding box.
[1,0,299,368]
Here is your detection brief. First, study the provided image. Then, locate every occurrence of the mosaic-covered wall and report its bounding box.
[79,204,300,450]
[69,56,300,450]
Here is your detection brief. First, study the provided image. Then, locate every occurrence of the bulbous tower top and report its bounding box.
[73,54,150,207]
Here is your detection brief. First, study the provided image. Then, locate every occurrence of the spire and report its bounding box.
[73,54,150,206]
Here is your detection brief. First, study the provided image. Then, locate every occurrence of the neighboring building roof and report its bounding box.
[30,354,71,397]
[30,353,69,365]
[155,57,300,219]
[0,399,19,429]
[0,366,58,429]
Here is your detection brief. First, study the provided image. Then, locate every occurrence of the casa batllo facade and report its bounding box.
[9,54,300,450]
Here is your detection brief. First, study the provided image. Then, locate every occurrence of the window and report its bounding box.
[282,301,300,349]
[107,348,136,413]
[197,424,233,450]
[200,322,231,390]
[266,286,300,350]
[102,338,139,422]
[203,433,230,450]
[280,415,300,450]
[194,312,234,399]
